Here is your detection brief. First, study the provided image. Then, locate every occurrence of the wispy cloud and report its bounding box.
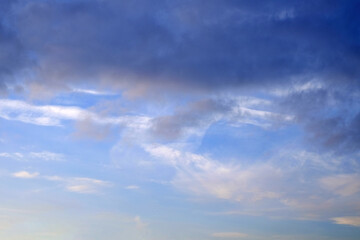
[145,144,283,202]
[0,99,151,129]
[11,170,111,194]
[12,171,39,179]
[0,151,64,161]
[144,144,360,221]
[72,88,116,96]
[65,177,112,194]
[151,97,293,140]
[320,174,360,197]
[212,232,248,238]
[29,151,65,161]
[0,152,23,159]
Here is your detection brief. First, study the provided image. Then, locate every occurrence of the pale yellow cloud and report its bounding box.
[12,171,39,179]
[332,216,360,227]
[212,232,248,238]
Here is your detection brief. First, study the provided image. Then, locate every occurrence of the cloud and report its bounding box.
[332,217,360,227]
[212,232,248,238]
[0,151,64,162]
[11,170,111,194]
[29,151,65,161]
[12,171,39,178]
[0,99,87,126]
[133,216,148,229]
[151,99,231,140]
[320,174,360,197]
[145,144,283,202]
[0,152,23,159]
[65,177,112,194]
[144,144,360,221]
[1,0,356,97]
[0,0,28,96]
[125,185,140,190]
[72,88,115,96]
[151,97,292,140]
[277,84,360,154]
[0,99,151,129]
[1,0,358,156]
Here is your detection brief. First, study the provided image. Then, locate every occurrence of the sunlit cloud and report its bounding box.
[332,217,360,227]
[72,88,116,96]
[65,177,112,194]
[12,171,39,179]
[211,232,248,238]
[0,99,151,128]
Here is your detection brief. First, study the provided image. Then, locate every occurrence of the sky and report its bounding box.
[0,0,360,239]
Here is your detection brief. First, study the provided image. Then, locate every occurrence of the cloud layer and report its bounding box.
[0,0,358,94]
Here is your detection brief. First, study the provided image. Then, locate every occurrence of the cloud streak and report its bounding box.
[212,232,248,238]
[0,99,151,128]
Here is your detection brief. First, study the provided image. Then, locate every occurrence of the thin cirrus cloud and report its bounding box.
[0,97,292,142]
[11,171,111,194]
[65,177,112,194]
[125,185,140,190]
[144,144,360,221]
[0,151,64,162]
[72,88,116,96]
[211,232,248,238]
[0,99,151,128]
[45,175,112,194]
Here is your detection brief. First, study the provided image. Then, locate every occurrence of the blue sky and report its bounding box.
[1,0,360,239]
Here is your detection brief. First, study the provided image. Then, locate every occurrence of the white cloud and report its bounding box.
[0,151,65,161]
[145,144,282,202]
[143,144,360,222]
[65,177,111,194]
[229,104,294,128]
[12,171,39,178]
[125,185,140,190]
[0,152,24,159]
[72,88,115,96]
[0,99,151,129]
[11,170,111,194]
[29,151,65,161]
[270,80,324,97]
[332,216,360,227]
[212,232,248,238]
[43,175,64,181]
[0,153,13,158]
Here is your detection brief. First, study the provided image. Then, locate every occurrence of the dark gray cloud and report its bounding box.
[280,86,360,155]
[0,0,27,95]
[7,0,360,94]
[151,99,232,140]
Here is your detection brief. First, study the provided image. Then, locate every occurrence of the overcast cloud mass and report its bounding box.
[0,0,359,239]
